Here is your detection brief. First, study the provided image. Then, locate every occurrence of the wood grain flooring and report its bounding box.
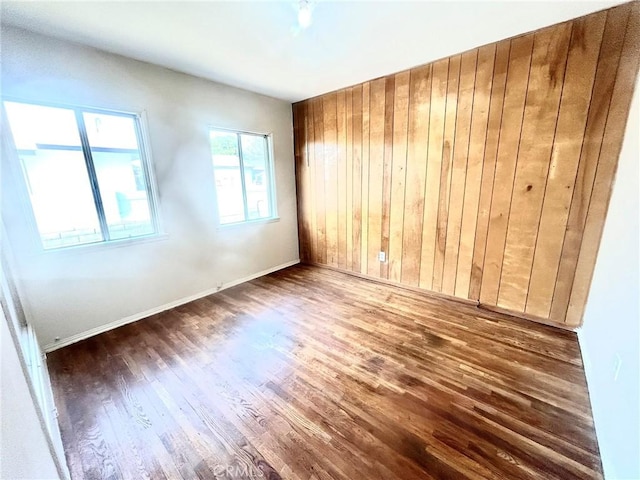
[47,265,602,480]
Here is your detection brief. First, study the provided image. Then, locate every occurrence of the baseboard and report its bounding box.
[476,304,574,331]
[43,259,300,353]
[305,261,573,332]
[304,261,479,307]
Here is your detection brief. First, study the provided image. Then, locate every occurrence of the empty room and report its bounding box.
[1,1,639,479]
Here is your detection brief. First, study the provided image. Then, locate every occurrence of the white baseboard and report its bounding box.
[43,259,300,353]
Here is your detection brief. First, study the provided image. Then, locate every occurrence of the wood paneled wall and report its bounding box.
[293,2,640,327]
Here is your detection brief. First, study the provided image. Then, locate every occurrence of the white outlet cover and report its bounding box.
[378,252,386,262]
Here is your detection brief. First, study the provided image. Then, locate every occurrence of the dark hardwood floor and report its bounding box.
[47,264,602,480]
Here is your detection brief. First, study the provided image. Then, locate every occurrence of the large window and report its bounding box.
[209,128,276,225]
[4,100,159,250]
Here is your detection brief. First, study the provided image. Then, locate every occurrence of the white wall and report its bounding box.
[579,79,639,479]
[1,305,61,480]
[0,26,299,348]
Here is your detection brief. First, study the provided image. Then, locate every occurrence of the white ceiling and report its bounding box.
[1,1,622,102]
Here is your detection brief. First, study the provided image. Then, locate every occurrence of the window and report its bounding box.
[209,128,276,225]
[3,100,159,250]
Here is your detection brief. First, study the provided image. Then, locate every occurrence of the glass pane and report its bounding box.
[4,102,103,249]
[83,112,154,240]
[240,134,270,220]
[4,102,82,148]
[210,130,245,224]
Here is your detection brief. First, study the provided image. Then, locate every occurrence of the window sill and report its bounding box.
[216,216,280,230]
[34,232,170,257]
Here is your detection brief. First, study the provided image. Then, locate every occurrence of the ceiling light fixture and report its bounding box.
[298,0,312,29]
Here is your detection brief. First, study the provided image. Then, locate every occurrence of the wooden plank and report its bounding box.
[337,90,348,269]
[401,65,432,287]
[388,71,411,283]
[565,2,640,326]
[361,82,372,275]
[292,103,302,258]
[307,101,318,264]
[352,85,364,273]
[302,102,313,263]
[438,52,471,295]
[346,88,354,270]
[431,53,462,292]
[301,102,313,262]
[380,76,396,279]
[550,4,632,322]
[293,103,308,262]
[367,78,386,277]
[479,34,535,307]
[498,22,572,313]
[419,58,450,290]
[302,102,314,263]
[469,42,512,301]
[323,93,339,267]
[526,12,607,318]
[313,98,326,264]
[455,45,495,299]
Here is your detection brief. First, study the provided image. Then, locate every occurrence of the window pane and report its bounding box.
[4,102,82,148]
[210,131,245,224]
[83,113,154,240]
[4,102,103,249]
[83,112,138,149]
[240,134,270,220]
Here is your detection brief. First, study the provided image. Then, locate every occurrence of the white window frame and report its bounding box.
[2,98,164,252]
[209,126,278,227]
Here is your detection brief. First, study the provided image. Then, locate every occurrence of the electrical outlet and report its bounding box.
[378,251,386,262]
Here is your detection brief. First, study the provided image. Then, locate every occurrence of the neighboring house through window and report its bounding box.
[209,128,276,225]
[3,100,160,250]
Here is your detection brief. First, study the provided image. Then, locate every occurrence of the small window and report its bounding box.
[3,100,160,250]
[209,128,276,225]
